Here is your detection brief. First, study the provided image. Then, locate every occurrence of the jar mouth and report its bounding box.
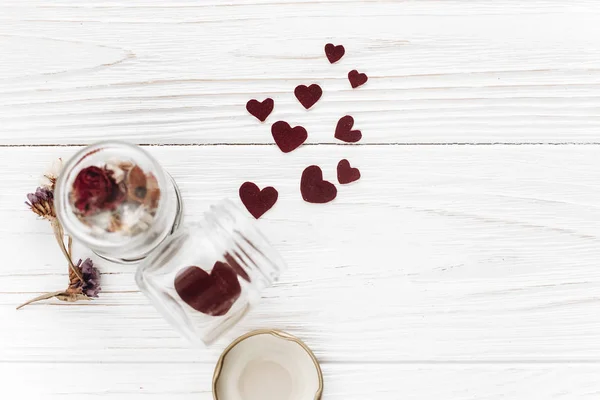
[55,141,171,252]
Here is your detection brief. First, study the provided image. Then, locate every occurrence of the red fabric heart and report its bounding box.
[239,181,278,219]
[271,121,308,153]
[335,115,362,143]
[348,70,368,88]
[337,159,361,184]
[300,165,337,204]
[324,43,345,64]
[246,98,274,122]
[174,262,241,317]
[294,84,322,109]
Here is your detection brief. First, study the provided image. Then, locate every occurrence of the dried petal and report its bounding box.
[105,162,127,184]
[126,166,148,202]
[72,166,125,216]
[144,172,161,210]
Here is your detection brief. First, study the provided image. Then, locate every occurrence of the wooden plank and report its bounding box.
[2,145,600,363]
[1,1,600,144]
[2,363,599,399]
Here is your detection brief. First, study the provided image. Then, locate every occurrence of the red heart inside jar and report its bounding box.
[174,262,242,316]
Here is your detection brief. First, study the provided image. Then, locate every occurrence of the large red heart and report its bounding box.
[174,262,241,317]
[294,84,322,109]
[246,98,274,122]
[239,181,278,219]
[300,165,337,204]
[324,43,345,64]
[337,159,361,184]
[334,115,362,143]
[271,121,308,153]
[348,70,368,88]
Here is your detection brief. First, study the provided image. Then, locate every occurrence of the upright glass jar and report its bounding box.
[55,141,183,263]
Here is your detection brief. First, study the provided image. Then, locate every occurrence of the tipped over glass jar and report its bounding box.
[55,141,286,345]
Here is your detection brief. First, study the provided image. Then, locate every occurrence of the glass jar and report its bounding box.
[55,141,183,263]
[57,141,286,344]
[135,199,286,345]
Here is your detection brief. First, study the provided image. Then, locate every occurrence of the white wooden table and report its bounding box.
[2,1,600,398]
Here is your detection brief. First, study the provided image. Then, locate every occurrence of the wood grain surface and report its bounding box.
[2,363,600,399]
[2,1,600,144]
[2,0,600,398]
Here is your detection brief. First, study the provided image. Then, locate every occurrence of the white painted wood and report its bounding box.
[3,1,600,397]
[1,1,600,144]
[3,145,600,366]
[2,363,600,399]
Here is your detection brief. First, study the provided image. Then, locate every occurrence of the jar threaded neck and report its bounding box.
[204,200,285,289]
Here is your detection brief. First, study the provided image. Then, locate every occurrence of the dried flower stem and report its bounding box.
[51,219,83,282]
[16,291,64,310]
[16,222,85,310]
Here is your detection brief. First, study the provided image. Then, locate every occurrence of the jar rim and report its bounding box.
[55,140,171,251]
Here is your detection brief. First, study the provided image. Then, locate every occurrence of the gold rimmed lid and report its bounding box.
[213,329,323,400]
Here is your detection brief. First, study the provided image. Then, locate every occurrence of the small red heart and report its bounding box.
[294,84,322,109]
[337,159,361,184]
[324,43,345,64]
[239,181,278,219]
[246,98,274,122]
[174,262,241,317]
[348,70,368,88]
[300,165,337,204]
[335,115,362,143]
[271,121,308,153]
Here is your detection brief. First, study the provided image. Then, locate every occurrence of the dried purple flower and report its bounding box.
[76,258,101,298]
[17,160,104,310]
[26,187,55,220]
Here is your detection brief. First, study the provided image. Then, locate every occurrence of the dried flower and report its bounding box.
[72,166,125,216]
[18,159,103,310]
[40,158,63,191]
[70,161,161,237]
[26,187,55,220]
[16,241,102,309]
[76,258,101,298]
